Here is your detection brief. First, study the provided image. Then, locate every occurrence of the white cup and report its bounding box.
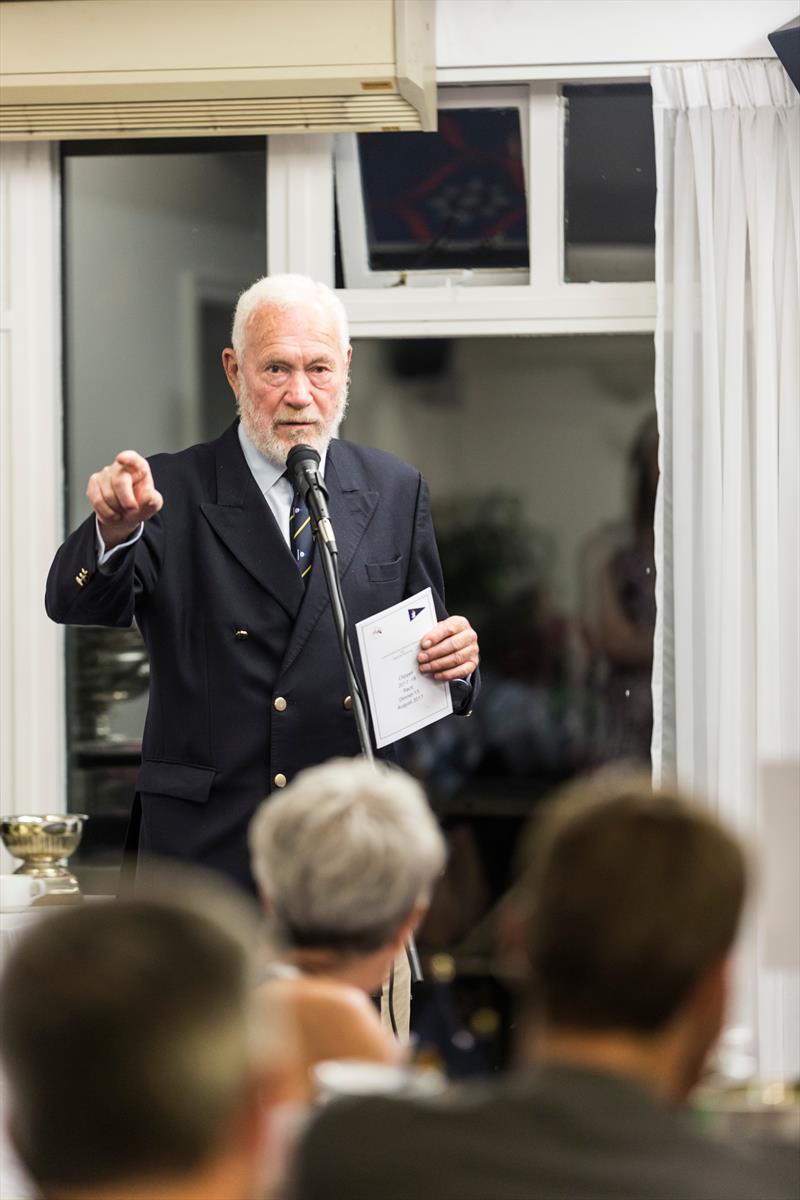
[0,875,49,911]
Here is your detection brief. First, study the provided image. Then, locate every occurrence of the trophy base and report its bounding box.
[14,862,74,879]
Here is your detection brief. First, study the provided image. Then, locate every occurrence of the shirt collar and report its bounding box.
[237,422,328,494]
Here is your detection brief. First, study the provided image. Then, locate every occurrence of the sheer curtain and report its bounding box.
[651,60,799,1076]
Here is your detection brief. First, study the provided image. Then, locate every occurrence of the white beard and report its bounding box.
[236,377,348,467]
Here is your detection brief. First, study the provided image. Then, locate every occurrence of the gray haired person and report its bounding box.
[249,757,446,1076]
[46,271,479,898]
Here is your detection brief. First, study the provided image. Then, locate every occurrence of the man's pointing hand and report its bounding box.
[87,450,163,550]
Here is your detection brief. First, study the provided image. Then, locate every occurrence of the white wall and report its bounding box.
[0,144,65,854]
[63,148,266,740]
[64,149,265,524]
[437,0,799,68]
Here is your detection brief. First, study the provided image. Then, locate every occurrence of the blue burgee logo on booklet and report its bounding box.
[408,607,424,621]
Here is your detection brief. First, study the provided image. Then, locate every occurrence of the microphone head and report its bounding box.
[285,443,321,497]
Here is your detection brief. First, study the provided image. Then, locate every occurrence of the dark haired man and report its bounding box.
[290,773,799,1200]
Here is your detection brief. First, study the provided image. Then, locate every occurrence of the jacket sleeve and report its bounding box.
[286,1098,390,1200]
[405,473,480,715]
[45,512,164,628]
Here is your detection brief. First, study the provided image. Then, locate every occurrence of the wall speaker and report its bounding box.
[769,17,800,94]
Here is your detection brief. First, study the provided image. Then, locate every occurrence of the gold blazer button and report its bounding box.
[273,773,287,788]
[233,629,249,640]
[273,696,287,712]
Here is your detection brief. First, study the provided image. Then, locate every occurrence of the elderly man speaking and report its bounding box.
[46,274,479,893]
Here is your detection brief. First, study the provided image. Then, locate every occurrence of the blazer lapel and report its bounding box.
[200,423,304,619]
[280,441,378,676]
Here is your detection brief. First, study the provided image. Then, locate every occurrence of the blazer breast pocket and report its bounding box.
[365,555,403,583]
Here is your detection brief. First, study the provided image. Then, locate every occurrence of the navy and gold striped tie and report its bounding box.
[289,489,314,583]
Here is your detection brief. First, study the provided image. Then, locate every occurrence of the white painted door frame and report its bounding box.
[0,142,65,869]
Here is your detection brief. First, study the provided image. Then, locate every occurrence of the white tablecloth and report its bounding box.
[0,908,49,961]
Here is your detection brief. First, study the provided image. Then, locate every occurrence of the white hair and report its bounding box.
[231,274,350,361]
[248,758,446,953]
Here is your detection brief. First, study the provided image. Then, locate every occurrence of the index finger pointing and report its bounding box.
[115,450,151,479]
[139,488,164,515]
[112,468,138,511]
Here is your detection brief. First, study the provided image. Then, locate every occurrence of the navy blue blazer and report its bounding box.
[46,422,476,890]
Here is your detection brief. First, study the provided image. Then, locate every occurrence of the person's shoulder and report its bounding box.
[681,1133,800,1200]
[270,973,372,1016]
[298,1088,432,1162]
[146,425,231,485]
[297,1090,800,1200]
[293,977,398,1062]
[147,430,224,470]
[300,975,374,1011]
[293,1079,503,1198]
[306,1073,502,1137]
[331,439,422,485]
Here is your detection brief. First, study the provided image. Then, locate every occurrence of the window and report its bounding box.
[335,88,529,288]
[343,333,656,1033]
[320,82,657,335]
[62,137,267,888]
[564,84,656,282]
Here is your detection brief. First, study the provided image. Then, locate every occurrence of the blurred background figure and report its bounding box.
[580,413,659,763]
[0,880,298,1200]
[290,771,799,1200]
[398,503,582,958]
[249,757,446,1090]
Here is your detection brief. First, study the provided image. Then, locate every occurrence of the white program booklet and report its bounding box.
[355,586,453,749]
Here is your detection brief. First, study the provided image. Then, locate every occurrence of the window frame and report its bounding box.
[267,77,656,337]
[335,85,531,290]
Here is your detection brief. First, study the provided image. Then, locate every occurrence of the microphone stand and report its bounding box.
[305,485,423,988]
[316,532,373,762]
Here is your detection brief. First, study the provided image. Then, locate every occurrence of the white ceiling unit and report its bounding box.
[0,0,436,141]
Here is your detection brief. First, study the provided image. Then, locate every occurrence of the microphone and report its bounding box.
[285,444,338,553]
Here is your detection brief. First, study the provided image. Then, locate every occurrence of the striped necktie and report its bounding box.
[289,488,314,583]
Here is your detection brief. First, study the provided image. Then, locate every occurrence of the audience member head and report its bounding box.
[0,876,295,1200]
[249,758,446,989]
[510,769,748,1101]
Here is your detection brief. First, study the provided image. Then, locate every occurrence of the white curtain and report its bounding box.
[651,60,800,1078]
